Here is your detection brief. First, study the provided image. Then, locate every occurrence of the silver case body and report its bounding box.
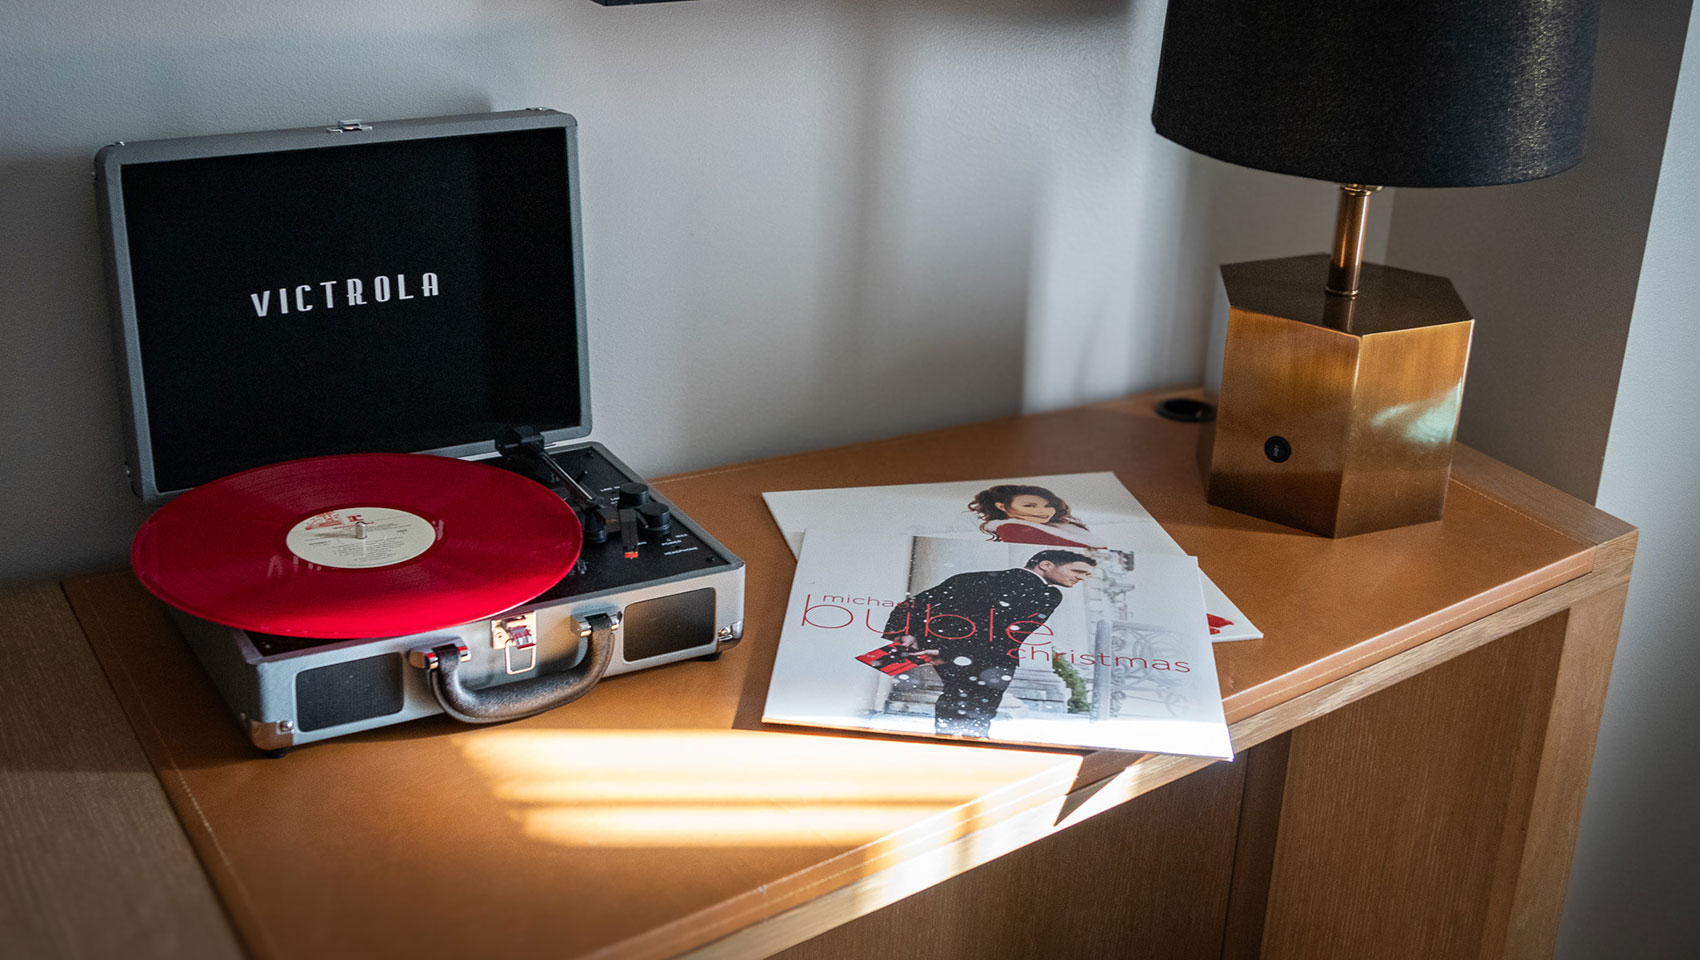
[172,444,746,750]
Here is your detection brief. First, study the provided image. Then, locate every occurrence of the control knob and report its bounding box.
[617,483,650,507]
[636,501,672,539]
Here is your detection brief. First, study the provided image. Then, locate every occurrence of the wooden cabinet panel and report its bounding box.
[776,759,1248,960]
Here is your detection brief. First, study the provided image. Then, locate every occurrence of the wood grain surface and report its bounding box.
[1260,611,1572,959]
[0,582,242,960]
[32,388,1634,960]
[684,547,1635,960]
[1497,585,1629,960]
[660,392,1600,736]
[1254,575,1630,960]
[770,758,1249,960]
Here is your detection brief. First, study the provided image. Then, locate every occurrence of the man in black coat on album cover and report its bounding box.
[884,549,1097,738]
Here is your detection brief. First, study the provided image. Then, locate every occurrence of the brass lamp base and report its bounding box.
[1201,254,1474,538]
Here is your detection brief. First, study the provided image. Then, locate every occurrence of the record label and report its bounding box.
[285,506,437,569]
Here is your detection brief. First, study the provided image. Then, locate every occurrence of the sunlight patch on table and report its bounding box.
[522,804,947,847]
[457,729,1079,848]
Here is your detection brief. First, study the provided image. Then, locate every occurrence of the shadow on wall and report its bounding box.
[0,2,1207,584]
[0,31,516,583]
[0,153,154,583]
[585,0,1156,469]
[779,0,1169,445]
[1003,0,1215,414]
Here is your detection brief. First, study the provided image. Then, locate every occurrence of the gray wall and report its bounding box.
[2,0,1335,583]
[1384,0,1693,503]
[1559,5,1700,955]
[0,0,1372,583]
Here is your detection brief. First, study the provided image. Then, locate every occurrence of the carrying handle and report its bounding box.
[423,613,617,724]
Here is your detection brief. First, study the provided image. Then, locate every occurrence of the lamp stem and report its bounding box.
[1326,184,1381,297]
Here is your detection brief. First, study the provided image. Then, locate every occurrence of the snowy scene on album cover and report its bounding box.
[763,472,1260,642]
[764,530,1233,759]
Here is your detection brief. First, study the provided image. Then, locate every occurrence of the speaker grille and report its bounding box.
[622,589,716,662]
[296,654,405,732]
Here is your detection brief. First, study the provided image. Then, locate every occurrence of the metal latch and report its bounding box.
[327,119,373,134]
[493,613,538,675]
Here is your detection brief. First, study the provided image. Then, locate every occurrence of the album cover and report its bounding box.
[763,472,1260,641]
[763,529,1234,758]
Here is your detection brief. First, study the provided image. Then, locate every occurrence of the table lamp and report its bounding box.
[1152,1,1600,537]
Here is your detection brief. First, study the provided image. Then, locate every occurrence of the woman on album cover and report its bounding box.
[967,484,1106,549]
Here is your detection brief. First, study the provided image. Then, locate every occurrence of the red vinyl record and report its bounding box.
[131,453,583,638]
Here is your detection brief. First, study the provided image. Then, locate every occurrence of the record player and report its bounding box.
[95,110,745,754]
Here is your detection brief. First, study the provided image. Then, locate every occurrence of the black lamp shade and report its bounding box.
[1151,0,1601,187]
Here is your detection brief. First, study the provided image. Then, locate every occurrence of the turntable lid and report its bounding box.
[96,110,591,502]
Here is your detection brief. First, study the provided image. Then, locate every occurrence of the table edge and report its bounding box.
[659,545,1635,960]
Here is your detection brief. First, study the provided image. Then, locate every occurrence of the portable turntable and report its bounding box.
[95,110,745,754]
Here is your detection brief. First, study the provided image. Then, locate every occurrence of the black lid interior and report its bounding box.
[114,122,584,494]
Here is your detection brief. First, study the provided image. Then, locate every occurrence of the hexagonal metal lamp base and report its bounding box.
[1201,255,1474,538]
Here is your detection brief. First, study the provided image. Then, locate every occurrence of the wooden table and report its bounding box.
[1,390,1634,960]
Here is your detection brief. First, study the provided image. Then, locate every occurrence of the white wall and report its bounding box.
[1559,5,1700,955]
[0,1,1144,581]
[0,0,1357,584]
